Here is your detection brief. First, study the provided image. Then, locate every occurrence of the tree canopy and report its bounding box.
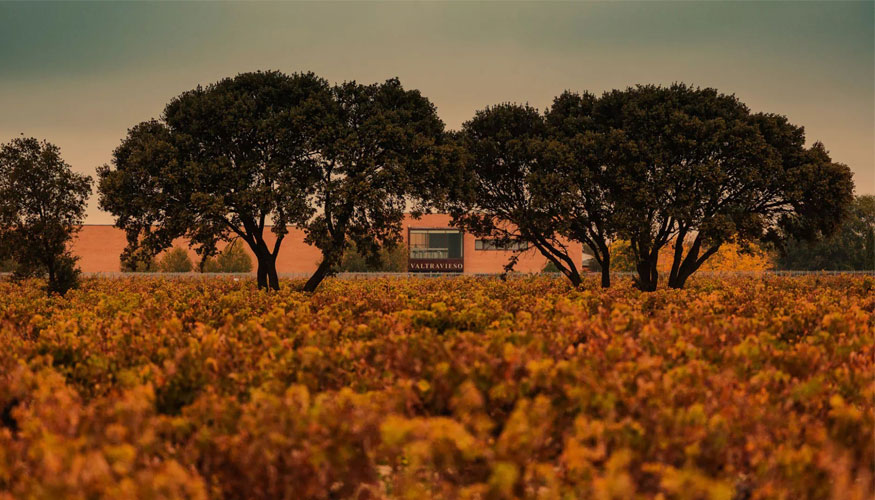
[97,74,857,291]
[298,78,445,291]
[445,103,588,287]
[445,84,855,290]
[544,91,618,287]
[0,137,92,294]
[593,85,854,289]
[99,71,444,291]
[99,71,330,289]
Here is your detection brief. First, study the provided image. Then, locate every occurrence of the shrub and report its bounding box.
[45,254,82,295]
[542,261,561,273]
[157,247,193,273]
[9,251,82,295]
[202,240,253,273]
[121,256,158,272]
[335,241,407,272]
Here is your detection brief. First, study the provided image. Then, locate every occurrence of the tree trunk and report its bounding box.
[634,256,659,292]
[670,256,702,289]
[670,269,692,289]
[551,256,581,288]
[565,267,582,288]
[304,259,333,293]
[668,253,697,289]
[255,251,279,291]
[47,259,56,290]
[268,260,279,290]
[668,234,701,289]
[668,242,720,290]
[668,228,688,286]
[600,252,611,288]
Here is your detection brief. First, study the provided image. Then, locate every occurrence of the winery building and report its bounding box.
[71,214,585,274]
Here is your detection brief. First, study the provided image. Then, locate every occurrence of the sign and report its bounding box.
[408,259,464,272]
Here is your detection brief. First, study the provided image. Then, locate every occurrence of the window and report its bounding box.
[409,229,463,259]
[475,239,529,251]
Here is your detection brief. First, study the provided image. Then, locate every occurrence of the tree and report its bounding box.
[587,84,854,290]
[445,94,625,289]
[99,72,443,292]
[298,78,444,292]
[0,137,91,294]
[98,71,332,290]
[776,195,875,270]
[157,247,194,273]
[446,104,586,287]
[202,240,253,273]
[585,240,635,273]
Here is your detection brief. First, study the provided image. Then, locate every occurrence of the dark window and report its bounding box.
[475,239,529,251]
[409,229,464,259]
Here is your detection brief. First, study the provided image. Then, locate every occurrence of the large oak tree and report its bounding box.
[99,71,444,291]
[298,78,445,291]
[447,85,854,291]
[445,103,587,287]
[590,84,855,290]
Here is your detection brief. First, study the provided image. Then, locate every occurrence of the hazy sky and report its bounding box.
[1,1,872,223]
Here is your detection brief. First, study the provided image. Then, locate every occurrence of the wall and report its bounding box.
[72,225,323,274]
[71,216,585,274]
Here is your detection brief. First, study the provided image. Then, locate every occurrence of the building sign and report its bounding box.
[408,227,464,272]
[408,258,464,272]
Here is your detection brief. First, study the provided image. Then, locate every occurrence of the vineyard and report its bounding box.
[0,275,872,499]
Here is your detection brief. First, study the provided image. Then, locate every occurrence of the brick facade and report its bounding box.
[72,214,584,274]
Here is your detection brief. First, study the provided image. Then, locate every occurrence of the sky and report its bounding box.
[1,1,872,224]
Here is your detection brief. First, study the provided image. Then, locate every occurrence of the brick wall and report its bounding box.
[71,215,585,274]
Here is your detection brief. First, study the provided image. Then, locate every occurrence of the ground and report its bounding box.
[0,275,872,499]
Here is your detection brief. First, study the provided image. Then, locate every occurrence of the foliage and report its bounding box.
[776,195,875,271]
[121,255,158,272]
[98,71,332,290]
[335,241,407,273]
[541,260,561,273]
[299,78,445,292]
[0,258,14,273]
[606,240,635,272]
[698,241,772,272]
[44,254,83,295]
[98,71,445,293]
[445,103,589,288]
[0,276,871,499]
[0,137,91,295]
[157,247,194,273]
[545,91,618,288]
[586,85,853,290]
[447,85,855,293]
[202,240,253,273]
